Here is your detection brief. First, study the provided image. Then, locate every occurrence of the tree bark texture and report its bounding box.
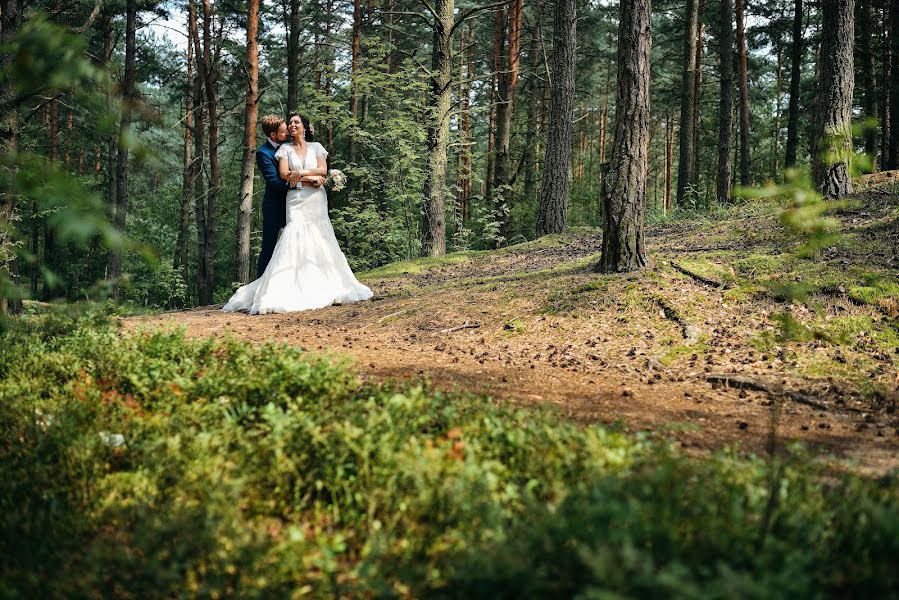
[237,0,260,285]
[491,0,522,247]
[785,0,803,168]
[108,0,137,300]
[716,0,735,203]
[599,0,651,273]
[420,0,454,257]
[812,0,854,199]
[736,0,751,185]
[536,0,576,236]
[675,0,699,207]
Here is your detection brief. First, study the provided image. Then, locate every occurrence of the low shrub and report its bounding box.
[1,312,897,598]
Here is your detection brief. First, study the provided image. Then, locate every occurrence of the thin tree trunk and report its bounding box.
[599,0,651,273]
[109,0,137,300]
[889,0,899,168]
[676,0,699,206]
[175,33,193,295]
[325,0,334,149]
[859,0,877,162]
[492,0,522,247]
[812,0,854,198]
[457,24,474,222]
[287,0,300,112]
[420,0,454,256]
[785,0,803,168]
[350,0,362,162]
[536,0,576,236]
[522,18,541,210]
[665,112,673,212]
[237,0,260,285]
[693,20,704,181]
[198,0,220,304]
[773,44,782,177]
[736,0,751,185]
[882,1,892,167]
[716,0,735,203]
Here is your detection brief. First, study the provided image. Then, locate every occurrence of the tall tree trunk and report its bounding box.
[420,0,454,256]
[716,0,735,203]
[785,0,803,168]
[485,9,503,206]
[325,0,334,149]
[882,1,892,168]
[665,112,673,212]
[693,20,704,179]
[0,0,24,314]
[109,0,137,301]
[675,0,699,206]
[522,19,541,210]
[350,0,362,162]
[44,97,59,298]
[287,0,300,112]
[175,33,193,297]
[599,38,613,167]
[859,0,877,161]
[237,0,260,285]
[599,0,651,272]
[536,0,576,236]
[492,0,522,247]
[457,24,474,222]
[773,44,782,177]
[735,0,751,185]
[812,0,854,198]
[889,0,899,168]
[199,0,220,304]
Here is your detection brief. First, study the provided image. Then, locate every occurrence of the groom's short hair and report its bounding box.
[261,115,284,138]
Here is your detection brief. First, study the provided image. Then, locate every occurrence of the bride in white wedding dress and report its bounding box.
[223,114,373,314]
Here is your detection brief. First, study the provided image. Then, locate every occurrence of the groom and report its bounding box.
[256,115,291,277]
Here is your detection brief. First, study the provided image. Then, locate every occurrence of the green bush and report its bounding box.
[1,312,897,598]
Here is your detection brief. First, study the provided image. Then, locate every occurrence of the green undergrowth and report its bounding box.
[2,309,899,598]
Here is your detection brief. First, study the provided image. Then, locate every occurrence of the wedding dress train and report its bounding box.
[223,142,372,314]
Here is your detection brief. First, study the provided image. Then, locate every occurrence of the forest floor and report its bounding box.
[126,186,899,474]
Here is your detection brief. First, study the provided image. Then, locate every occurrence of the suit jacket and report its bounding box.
[256,142,289,208]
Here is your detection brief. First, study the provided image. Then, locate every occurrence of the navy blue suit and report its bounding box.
[256,142,290,278]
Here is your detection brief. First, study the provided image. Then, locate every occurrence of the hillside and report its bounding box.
[128,190,899,472]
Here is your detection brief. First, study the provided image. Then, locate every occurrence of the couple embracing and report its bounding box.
[223,113,372,314]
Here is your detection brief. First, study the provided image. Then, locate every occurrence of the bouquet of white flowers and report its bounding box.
[326,169,347,192]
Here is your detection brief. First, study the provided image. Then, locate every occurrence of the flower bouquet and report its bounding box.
[325,169,347,192]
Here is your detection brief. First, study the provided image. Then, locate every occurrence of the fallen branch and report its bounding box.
[650,295,701,345]
[669,261,724,288]
[705,373,829,411]
[440,320,481,334]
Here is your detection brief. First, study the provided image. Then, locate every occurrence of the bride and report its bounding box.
[223,113,373,314]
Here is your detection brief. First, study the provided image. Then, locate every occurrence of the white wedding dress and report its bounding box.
[223,141,373,314]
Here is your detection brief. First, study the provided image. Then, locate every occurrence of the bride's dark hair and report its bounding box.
[287,113,314,142]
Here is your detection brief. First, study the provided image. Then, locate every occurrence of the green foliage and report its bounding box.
[1,314,898,597]
[0,14,124,307]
